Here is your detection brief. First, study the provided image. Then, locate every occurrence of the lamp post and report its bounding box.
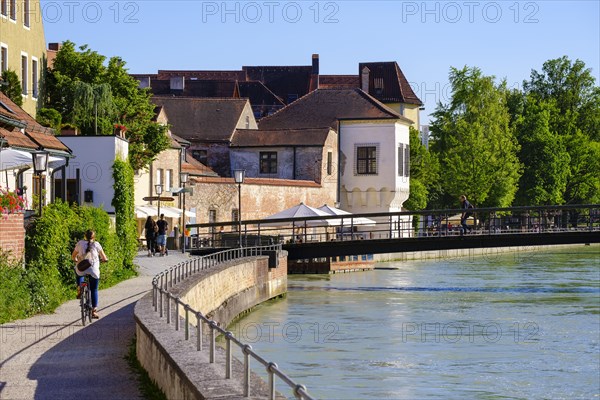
[32,150,49,216]
[180,172,189,253]
[155,184,163,217]
[233,169,245,248]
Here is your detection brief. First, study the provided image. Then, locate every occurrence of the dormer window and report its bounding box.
[374,78,384,95]
[192,149,208,165]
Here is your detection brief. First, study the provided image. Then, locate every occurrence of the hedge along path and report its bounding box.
[0,251,190,400]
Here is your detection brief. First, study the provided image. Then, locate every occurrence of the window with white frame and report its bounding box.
[23,0,29,27]
[155,168,163,188]
[0,45,7,73]
[1,0,7,17]
[9,0,15,20]
[21,54,27,96]
[404,144,410,177]
[398,144,404,176]
[355,144,378,175]
[397,143,411,177]
[165,169,172,192]
[31,58,38,98]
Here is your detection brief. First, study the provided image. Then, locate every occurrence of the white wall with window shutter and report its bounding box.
[339,120,410,214]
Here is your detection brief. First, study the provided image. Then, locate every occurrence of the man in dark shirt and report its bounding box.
[156,214,169,256]
[460,195,473,235]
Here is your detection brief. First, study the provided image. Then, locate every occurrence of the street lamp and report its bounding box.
[32,150,49,216]
[233,169,245,247]
[180,172,189,253]
[155,183,163,217]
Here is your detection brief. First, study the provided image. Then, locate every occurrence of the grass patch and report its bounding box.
[125,336,167,400]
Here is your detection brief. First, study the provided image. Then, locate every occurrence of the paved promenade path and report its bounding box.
[0,251,190,400]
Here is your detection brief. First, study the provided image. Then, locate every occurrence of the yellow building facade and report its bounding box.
[0,0,46,116]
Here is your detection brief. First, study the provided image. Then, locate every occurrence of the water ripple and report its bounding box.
[296,285,600,294]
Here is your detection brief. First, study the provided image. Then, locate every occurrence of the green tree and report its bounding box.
[523,56,600,203]
[514,96,570,205]
[1,70,23,107]
[71,81,115,135]
[430,66,522,208]
[36,108,62,132]
[404,126,439,210]
[43,41,169,169]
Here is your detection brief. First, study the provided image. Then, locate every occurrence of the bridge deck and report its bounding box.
[282,230,600,260]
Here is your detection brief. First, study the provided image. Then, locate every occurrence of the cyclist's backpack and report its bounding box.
[76,243,94,272]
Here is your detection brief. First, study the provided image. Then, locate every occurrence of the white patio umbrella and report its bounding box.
[259,203,337,227]
[318,204,377,226]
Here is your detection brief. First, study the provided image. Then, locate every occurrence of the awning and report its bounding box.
[0,147,67,171]
[135,205,196,219]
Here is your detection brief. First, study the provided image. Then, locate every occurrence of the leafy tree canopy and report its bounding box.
[522,56,600,204]
[404,126,439,211]
[430,66,522,208]
[43,41,169,170]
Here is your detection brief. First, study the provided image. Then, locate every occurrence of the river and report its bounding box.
[229,245,600,399]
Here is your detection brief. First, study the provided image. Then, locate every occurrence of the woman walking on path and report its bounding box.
[72,229,108,319]
[144,216,157,256]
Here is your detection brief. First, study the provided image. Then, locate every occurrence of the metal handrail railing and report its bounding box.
[151,244,315,400]
[184,204,600,247]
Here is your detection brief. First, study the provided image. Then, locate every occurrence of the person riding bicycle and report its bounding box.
[72,229,108,319]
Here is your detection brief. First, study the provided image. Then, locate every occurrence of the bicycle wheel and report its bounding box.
[80,284,88,326]
[86,286,93,323]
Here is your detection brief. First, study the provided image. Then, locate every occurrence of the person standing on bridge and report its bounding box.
[459,195,474,235]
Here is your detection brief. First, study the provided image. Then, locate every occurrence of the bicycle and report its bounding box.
[79,274,93,326]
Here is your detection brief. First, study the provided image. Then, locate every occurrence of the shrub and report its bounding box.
[8,201,138,322]
[112,158,138,270]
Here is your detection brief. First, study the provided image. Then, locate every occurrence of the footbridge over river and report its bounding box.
[187,204,600,260]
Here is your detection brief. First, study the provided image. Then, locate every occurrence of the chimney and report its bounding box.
[361,66,370,92]
[170,76,185,93]
[310,54,320,91]
[138,76,151,89]
[312,54,319,75]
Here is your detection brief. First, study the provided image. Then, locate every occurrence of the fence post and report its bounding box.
[210,322,216,363]
[243,344,252,397]
[175,300,180,331]
[185,305,190,340]
[197,312,203,351]
[267,362,278,400]
[225,332,233,379]
[159,289,163,318]
[166,292,171,324]
[153,285,157,311]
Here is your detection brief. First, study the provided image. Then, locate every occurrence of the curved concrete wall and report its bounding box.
[134,253,287,399]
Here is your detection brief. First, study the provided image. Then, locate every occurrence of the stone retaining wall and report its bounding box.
[134,252,288,399]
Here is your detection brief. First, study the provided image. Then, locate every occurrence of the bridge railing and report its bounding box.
[186,204,599,248]
[151,244,315,400]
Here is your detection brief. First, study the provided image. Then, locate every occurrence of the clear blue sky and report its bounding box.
[40,0,599,124]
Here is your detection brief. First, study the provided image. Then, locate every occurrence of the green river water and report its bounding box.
[230,245,600,399]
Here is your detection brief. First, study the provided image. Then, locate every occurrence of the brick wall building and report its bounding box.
[0,213,25,262]
[188,176,336,225]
